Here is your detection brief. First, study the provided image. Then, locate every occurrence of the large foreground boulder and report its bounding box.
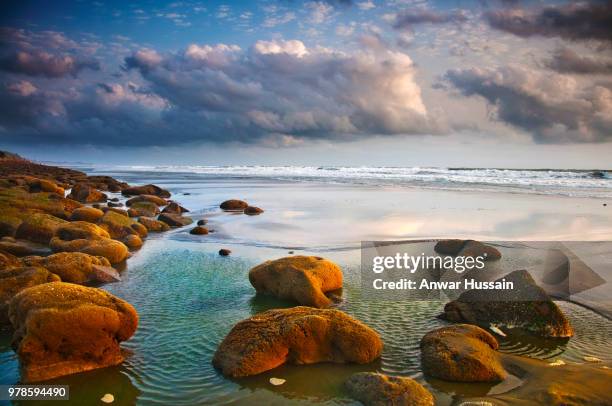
[345,372,434,406]
[121,184,170,198]
[1,267,60,327]
[434,239,501,260]
[249,256,343,308]
[8,282,138,382]
[420,324,506,382]
[22,252,119,285]
[441,270,573,337]
[213,307,382,377]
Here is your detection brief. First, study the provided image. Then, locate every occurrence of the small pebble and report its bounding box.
[101,393,114,403]
[269,377,286,386]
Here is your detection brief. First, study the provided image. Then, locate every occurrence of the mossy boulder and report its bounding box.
[0,188,80,219]
[213,307,382,377]
[158,213,193,227]
[220,199,248,211]
[15,213,68,244]
[122,234,143,251]
[249,256,343,308]
[441,270,573,337]
[69,207,104,222]
[98,211,148,239]
[138,217,170,232]
[49,237,129,264]
[345,372,434,406]
[1,267,60,327]
[8,282,138,382]
[128,201,160,217]
[121,184,170,198]
[126,194,167,206]
[55,221,111,241]
[22,252,117,285]
[420,324,506,382]
[67,183,107,203]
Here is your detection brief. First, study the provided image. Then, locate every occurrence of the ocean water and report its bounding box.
[61,165,612,199]
[1,167,611,405]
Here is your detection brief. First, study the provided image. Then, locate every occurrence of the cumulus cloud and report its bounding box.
[306,1,334,24]
[486,2,612,43]
[0,28,100,78]
[546,47,612,74]
[445,65,612,143]
[0,36,442,146]
[390,9,467,31]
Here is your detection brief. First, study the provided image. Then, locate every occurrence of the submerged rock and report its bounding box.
[219,249,231,256]
[1,266,60,327]
[67,183,107,203]
[420,324,506,382]
[22,252,116,285]
[8,282,138,382]
[212,306,382,377]
[249,256,343,308]
[158,212,193,227]
[434,239,501,260]
[345,372,434,406]
[441,270,573,337]
[220,199,248,211]
[197,219,207,226]
[244,206,264,215]
[121,184,170,198]
[138,217,170,232]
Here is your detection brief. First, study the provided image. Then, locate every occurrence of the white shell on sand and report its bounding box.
[548,359,565,366]
[583,356,602,363]
[101,394,114,403]
[269,378,286,386]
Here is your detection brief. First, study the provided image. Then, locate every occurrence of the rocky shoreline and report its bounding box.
[1,152,611,405]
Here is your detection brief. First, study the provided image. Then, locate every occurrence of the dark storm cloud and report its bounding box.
[392,9,468,31]
[485,2,612,42]
[445,66,612,143]
[546,47,612,74]
[0,27,100,77]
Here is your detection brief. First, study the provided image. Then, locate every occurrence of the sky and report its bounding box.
[0,0,611,168]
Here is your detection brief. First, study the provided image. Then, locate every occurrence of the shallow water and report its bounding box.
[1,171,611,405]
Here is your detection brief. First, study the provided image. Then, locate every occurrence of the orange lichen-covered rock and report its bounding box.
[0,249,21,270]
[0,266,60,327]
[125,194,168,206]
[69,207,105,222]
[121,184,170,198]
[55,221,111,241]
[138,217,170,232]
[8,282,138,382]
[49,237,128,264]
[67,183,107,203]
[420,324,507,382]
[220,199,248,211]
[249,256,343,308]
[15,213,68,244]
[212,306,382,377]
[98,210,148,239]
[21,252,115,285]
